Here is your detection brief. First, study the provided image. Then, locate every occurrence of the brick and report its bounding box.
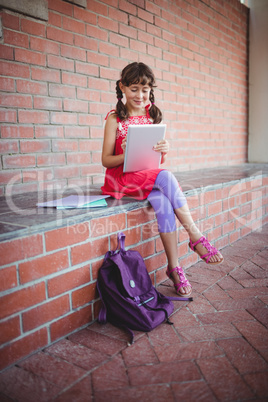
[1,126,33,139]
[0,316,20,345]
[21,18,46,37]
[45,222,90,252]
[0,93,32,108]
[119,0,137,16]
[61,44,86,62]
[99,42,119,57]
[34,96,62,111]
[52,139,78,152]
[72,282,97,309]
[71,237,109,266]
[65,126,89,139]
[63,99,88,113]
[37,153,65,166]
[128,360,200,387]
[233,320,268,350]
[208,200,223,216]
[66,153,91,165]
[0,108,17,123]
[19,249,69,284]
[244,372,268,398]
[0,139,19,153]
[135,240,155,259]
[1,11,19,30]
[0,60,30,78]
[17,79,47,95]
[0,77,15,92]
[50,112,77,125]
[217,337,268,375]
[22,295,70,331]
[18,110,49,124]
[47,54,74,71]
[74,35,98,51]
[49,83,76,98]
[73,7,96,24]
[50,305,93,342]
[62,71,87,87]
[90,214,126,238]
[47,26,73,44]
[18,351,86,388]
[197,356,254,400]
[79,139,101,151]
[4,29,29,48]
[15,49,46,67]
[0,328,48,371]
[32,67,60,83]
[48,10,61,27]
[75,61,99,77]
[127,207,155,227]
[0,234,43,266]
[0,44,14,60]
[0,282,46,319]
[30,37,59,55]
[48,0,73,15]
[0,265,17,291]
[98,16,119,32]
[62,16,85,35]
[129,15,146,33]
[35,125,64,138]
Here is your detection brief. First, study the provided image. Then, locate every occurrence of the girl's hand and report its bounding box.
[121,137,127,153]
[153,139,169,155]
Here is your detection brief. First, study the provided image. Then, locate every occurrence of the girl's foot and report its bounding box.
[189,235,223,265]
[166,266,192,297]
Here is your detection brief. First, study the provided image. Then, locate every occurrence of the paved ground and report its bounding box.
[0,225,267,401]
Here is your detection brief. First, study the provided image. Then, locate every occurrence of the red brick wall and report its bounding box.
[0,0,249,195]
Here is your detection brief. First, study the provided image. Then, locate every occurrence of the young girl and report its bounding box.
[101,62,223,297]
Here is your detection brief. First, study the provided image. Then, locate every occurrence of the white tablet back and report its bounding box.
[123,124,166,173]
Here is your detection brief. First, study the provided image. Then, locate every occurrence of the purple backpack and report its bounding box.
[97,232,192,343]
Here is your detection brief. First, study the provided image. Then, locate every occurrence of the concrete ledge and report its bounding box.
[1,163,267,242]
[0,0,48,21]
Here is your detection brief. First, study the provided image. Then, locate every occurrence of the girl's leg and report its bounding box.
[147,190,191,295]
[175,204,223,263]
[154,171,223,263]
[159,231,191,295]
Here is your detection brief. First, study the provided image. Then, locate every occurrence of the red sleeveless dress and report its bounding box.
[101,107,164,200]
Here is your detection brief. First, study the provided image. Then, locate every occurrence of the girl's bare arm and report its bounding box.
[101,115,125,168]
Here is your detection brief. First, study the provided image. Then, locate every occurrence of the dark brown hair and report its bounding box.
[115,62,162,124]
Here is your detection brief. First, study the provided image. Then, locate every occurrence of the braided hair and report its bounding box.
[115,62,162,124]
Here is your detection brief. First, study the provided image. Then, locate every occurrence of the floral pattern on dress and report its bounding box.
[116,115,152,139]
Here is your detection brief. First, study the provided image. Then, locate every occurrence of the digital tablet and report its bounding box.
[123,124,166,173]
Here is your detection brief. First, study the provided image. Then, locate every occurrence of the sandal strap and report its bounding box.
[166,266,179,278]
[166,266,192,290]
[190,236,219,263]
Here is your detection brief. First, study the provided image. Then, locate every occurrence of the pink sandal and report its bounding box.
[189,236,224,265]
[166,266,192,297]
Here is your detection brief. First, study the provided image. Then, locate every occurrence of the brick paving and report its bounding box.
[0,225,267,401]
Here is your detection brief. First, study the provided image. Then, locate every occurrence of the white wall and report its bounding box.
[248,0,268,163]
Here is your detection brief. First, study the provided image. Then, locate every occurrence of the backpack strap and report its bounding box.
[117,232,125,251]
[96,281,107,324]
[168,296,193,302]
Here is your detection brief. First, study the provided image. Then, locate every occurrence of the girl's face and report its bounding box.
[120,81,151,111]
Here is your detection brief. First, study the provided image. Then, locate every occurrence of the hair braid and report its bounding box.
[149,88,162,124]
[115,79,128,121]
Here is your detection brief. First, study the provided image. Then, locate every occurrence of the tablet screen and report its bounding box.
[123,124,166,173]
